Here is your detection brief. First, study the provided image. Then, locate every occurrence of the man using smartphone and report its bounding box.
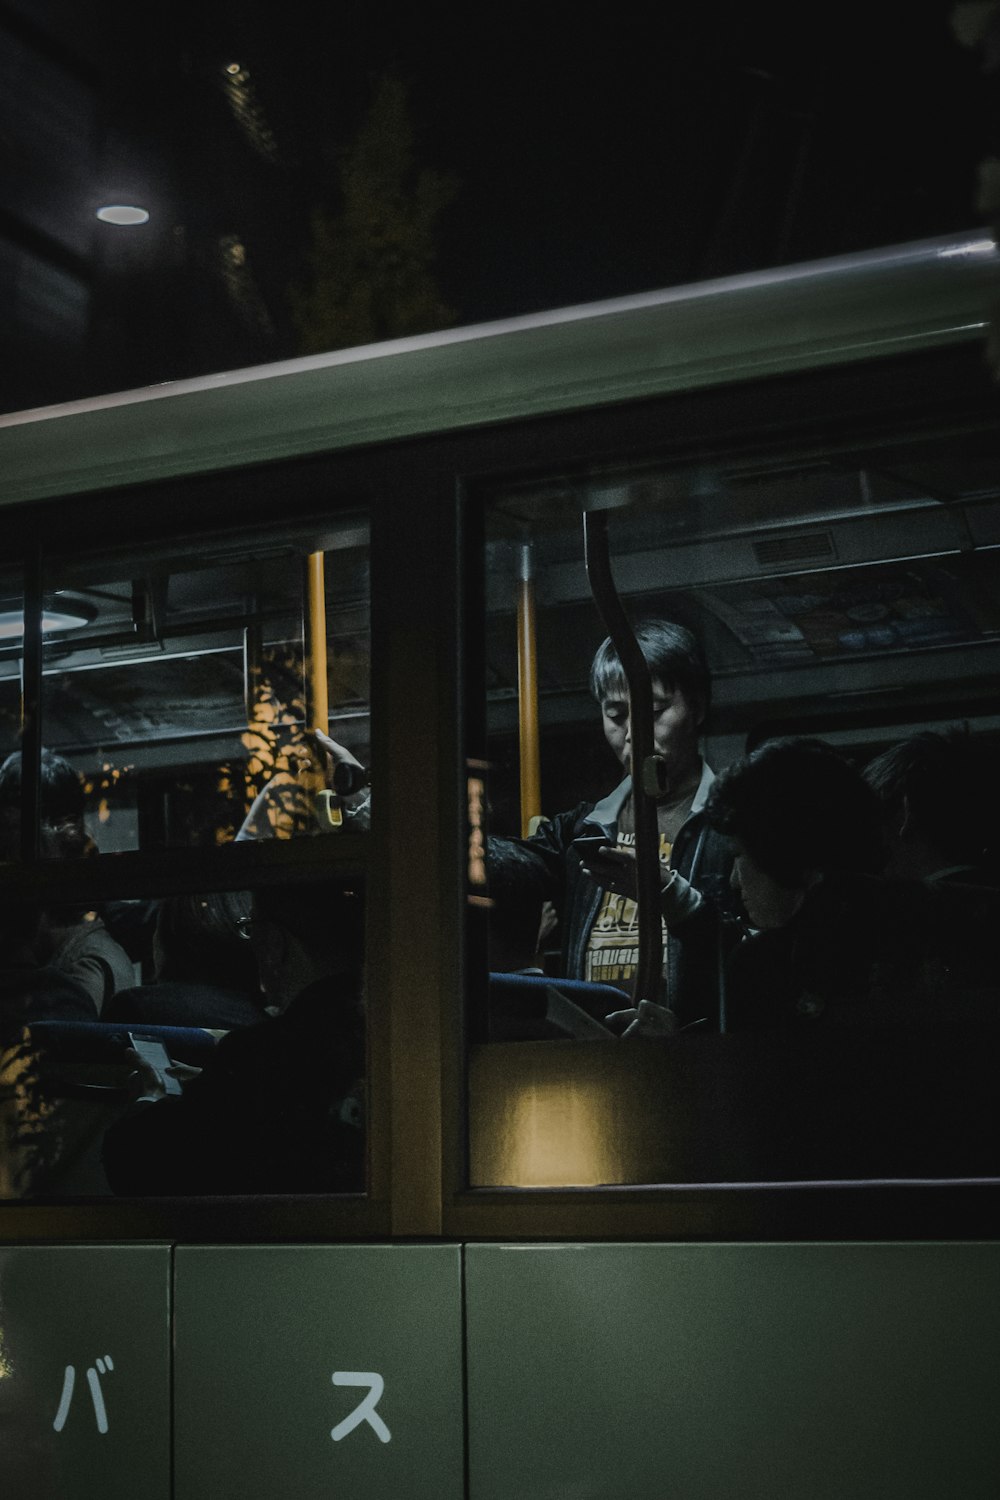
[528,619,733,1033]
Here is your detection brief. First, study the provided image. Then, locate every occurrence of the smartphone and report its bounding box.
[128,1034,183,1096]
[572,833,611,861]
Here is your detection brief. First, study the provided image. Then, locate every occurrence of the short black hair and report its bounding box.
[155,890,257,990]
[864,728,996,867]
[589,618,710,716]
[0,749,87,861]
[705,738,884,887]
[0,749,85,822]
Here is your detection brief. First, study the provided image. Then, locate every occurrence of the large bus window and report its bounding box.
[471,403,1000,1189]
[36,519,370,854]
[0,878,366,1199]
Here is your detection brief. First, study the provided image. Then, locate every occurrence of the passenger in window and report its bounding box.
[0,748,92,860]
[0,750,134,1013]
[700,737,952,1029]
[99,898,159,969]
[862,728,1000,1011]
[527,620,733,1032]
[101,881,365,1195]
[103,891,267,1030]
[699,737,1000,1179]
[863,728,999,886]
[0,900,99,1030]
[236,728,370,839]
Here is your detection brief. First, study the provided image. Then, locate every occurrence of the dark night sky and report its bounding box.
[2,0,995,409]
[252,2,993,322]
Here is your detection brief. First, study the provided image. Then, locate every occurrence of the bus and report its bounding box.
[0,230,998,1499]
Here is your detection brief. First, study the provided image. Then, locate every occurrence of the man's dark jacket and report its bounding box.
[527,766,734,1030]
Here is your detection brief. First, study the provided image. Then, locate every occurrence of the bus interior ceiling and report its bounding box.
[0,521,371,850]
[484,420,1000,829]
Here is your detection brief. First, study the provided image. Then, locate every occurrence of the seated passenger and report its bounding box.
[0,749,134,1012]
[701,737,951,1029]
[104,891,266,1030]
[701,737,1000,1180]
[528,619,732,1032]
[98,898,159,968]
[0,900,99,1033]
[863,727,999,885]
[863,728,1000,1009]
[101,881,365,1195]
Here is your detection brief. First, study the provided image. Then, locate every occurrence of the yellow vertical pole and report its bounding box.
[305,549,340,828]
[517,540,542,837]
[306,551,329,732]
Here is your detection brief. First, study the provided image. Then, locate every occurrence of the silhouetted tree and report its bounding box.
[290,75,457,352]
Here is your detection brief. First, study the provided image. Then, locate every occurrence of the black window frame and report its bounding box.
[448,343,1000,1244]
[0,451,393,1242]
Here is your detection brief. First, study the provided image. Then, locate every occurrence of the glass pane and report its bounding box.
[37,519,369,854]
[471,402,1000,1187]
[0,877,366,1198]
[0,571,25,859]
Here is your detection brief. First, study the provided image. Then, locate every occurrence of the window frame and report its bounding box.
[445,349,1000,1244]
[0,457,393,1242]
[0,231,998,1244]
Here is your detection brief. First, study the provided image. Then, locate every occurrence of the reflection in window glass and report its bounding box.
[37,522,370,854]
[0,578,24,855]
[473,427,1000,1188]
[0,879,365,1198]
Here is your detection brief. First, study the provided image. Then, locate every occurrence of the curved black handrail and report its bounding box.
[582,511,664,1008]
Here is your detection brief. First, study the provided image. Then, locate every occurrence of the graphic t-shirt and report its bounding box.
[583,830,673,991]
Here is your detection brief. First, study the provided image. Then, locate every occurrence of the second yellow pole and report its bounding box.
[517,541,542,837]
[306,550,329,733]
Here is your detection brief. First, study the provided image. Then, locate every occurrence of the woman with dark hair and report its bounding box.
[701,739,1000,1179]
[707,738,884,932]
[701,738,930,1029]
[863,727,999,883]
[104,891,265,1029]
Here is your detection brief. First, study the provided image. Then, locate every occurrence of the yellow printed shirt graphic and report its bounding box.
[583,832,671,990]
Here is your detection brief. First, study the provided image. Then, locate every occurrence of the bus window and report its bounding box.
[35,519,370,854]
[471,396,1000,1188]
[0,878,366,1199]
[0,573,24,837]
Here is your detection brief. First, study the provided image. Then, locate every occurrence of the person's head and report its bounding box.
[485,836,549,972]
[152,890,258,993]
[589,619,709,785]
[250,879,364,1010]
[705,738,884,929]
[863,728,996,879]
[0,748,88,860]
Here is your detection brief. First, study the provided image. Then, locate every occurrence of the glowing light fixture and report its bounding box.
[938,238,996,259]
[96,205,150,226]
[225,61,241,74]
[0,596,96,641]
